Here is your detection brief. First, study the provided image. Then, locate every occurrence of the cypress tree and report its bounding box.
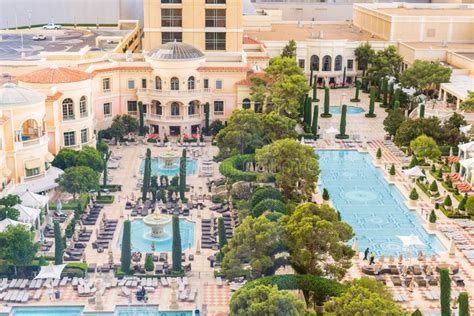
[172,215,182,271]
[376,80,382,101]
[312,76,319,102]
[393,88,401,109]
[179,149,187,201]
[218,217,227,250]
[304,97,312,125]
[419,103,425,118]
[362,76,369,93]
[388,82,394,107]
[336,104,349,139]
[138,101,145,136]
[311,104,319,138]
[394,100,400,111]
[321,87,332,118]
[342,67,346,88]
[203,102,210,135]
[458,292,469,316]
[142,148,151,201]
[54,221,64,265]
[365,86,376,118]
[382,78,389,107]
[309,68,314,86]
[351,80,361,102]
[440,268,451,316]
[121,220,131,273]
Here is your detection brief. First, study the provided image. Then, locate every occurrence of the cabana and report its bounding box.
[0,218,32,233]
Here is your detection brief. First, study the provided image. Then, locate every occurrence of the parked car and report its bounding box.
[42,23,61,30]
[32,34,46,41]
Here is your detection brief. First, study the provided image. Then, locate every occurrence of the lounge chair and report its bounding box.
[21,292,29,303]
[33,289,42,300]
[160,278,169,287]
[216,277,223,287]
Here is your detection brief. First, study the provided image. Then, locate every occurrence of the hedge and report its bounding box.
[251,199,287,217]
[100,184,122,192]
[219,154,258,182]
[251,187,283,207]
[48,193,89,210]
[95,195,115,204]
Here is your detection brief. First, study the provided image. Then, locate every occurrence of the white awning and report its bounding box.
[459,158,474,170]
[13,167,63,195]
[25,158,42,170]
[19,190,49,208]
[0,218,31,233]
[458,141,474,153]
[13,204,41,223]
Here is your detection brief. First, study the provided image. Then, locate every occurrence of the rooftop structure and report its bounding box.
[17,66,91,84]
[147,42,205,61]
[0,83,45,106]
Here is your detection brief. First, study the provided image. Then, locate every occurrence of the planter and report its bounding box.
[428,222,437,230]
[315,305,324,315]
[409,199,418,207]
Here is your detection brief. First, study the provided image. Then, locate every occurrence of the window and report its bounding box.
[127,101,138,114]
[142,79,147,89]
[347,59,354,71]
[242,98,251,109]
[215,80,222,90]
[188,76,195,90]
[334,55,342,71]
[155,76,162,90]
[203,79,209,89]
[128,80,135,89]
[64,131,76,147]
[79,96,87,118]
[62,98,74,120]
[103,103,111,117]
[206,0,225,3]
[161,0,181,3]
[322,55,332,71]
[81,129,88,144]
[205,9,226,28]
[162,32,182,44]
[188,101,196,115]
[161,9,182,27]
[25,167,40,177]
[298,59,305,69]
[171,102,180,116]
[214,101,224,114]
[205,32,226,50]
[102,78,111,92]
[310,55,319,71]
[171,77,179,90]
[254,102,262,113]
[155,101,162,115]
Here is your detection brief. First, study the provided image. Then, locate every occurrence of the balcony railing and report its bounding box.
[63,115,75,121]
[138,88,210,97]
[213,111,224,116]
[15,135,48,150]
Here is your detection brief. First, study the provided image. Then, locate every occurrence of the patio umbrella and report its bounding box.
[449,146,453,156]
[398,235,425,263]
[448,239,456,257]
[409,277,416,292]
[460,125,472,135]
[56,199,62,213]
[403,166,425,178]
[300,137,305,145]
[34,263,66,280]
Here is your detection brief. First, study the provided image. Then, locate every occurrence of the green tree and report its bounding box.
[311,105,319,137]
[52,148,78,170]
[366,86,377,118]
[304,97,312,125]
[382,78,389,107]
[322,188,330,201]
[209,119,225,136]
[321,87,332,118]
[324,278,405,316]
[0,194,21,221]
[230,284,310,316]
[335,105,348,139]
[312,76,319,101]
[430,180,439,193]
[0,225,39,276]
[203,102,210,134]
[419,103,425,118]
[410,188,419,200]
[367,46,403,83]
[394,117,447,147]
[429,210,437,223]
[400,60,452,96]
[138,101,146,136]
[440,268,451,316]
[465,196,474,216]
[251,187,283,208]
[280,40,297,59]
[221,215,279,279]
[56,166,99,199]
[145,253,154,272]
[108,116,127,142]
[97,141,112,186]
[256,139,320,200]
[408,155,419,168]
[261,112,298,143]
[459,91,474,112]
[121,220,131,273]
[389,164,396,176]
[76,146,105,173]
[410,134,441,160]
[376,147,382,159]
[458,292,469,316]
[218,217,228,250]
[53,220,64,264]
[121,114,139,134]
[172,215,182,271]
[383,109,406,136]
[251,199,287,217]
[458,193,468,212]
[142,148,151,201]
[284,203,353,279]
[354,42,375,76]
[249,77,267,111]
[179,149,187,201]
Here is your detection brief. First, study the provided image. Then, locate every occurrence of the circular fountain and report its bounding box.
[143,213,172,238]
[157,149,180,169]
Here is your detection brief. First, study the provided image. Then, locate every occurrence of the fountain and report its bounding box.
[157,149,180,169]
[143,213,172,238]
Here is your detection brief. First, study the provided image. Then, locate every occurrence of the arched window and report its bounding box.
[171,102,180,116]
[154,101,162,115]
[155,76,162,90]
[171,77,179,90]
[254,101,262,113]
[188,101,196,115]
[322,55,332,72]
[310,55,319,71]
[242,98,251,109]
[335,55,343,71]
[62,98,74,120]
[79,96,87,118]
[187,76,195,90]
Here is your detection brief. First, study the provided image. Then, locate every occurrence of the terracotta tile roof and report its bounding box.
[236,72,265,86]
[91,66,153,76]
[197,66,250,73]
[46,91,64,101]
[243,35,263,46]
[18,66,91,84]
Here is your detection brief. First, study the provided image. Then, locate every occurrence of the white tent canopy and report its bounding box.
[402,166,425,178]
[34,263,66,280]
[19,190,48,209]
[397,235,425,248]
[13,204,41,223]
[0,218,31,233]
[459,158,474,170]
[458,141,474,154]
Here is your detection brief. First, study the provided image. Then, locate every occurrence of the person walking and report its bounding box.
[363,248,370,260]
[369,252,375,265]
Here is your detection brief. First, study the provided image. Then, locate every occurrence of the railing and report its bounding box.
[15,135,48,149]
[63,115,75,121]
[80,112,88,118]
[147,113,162,119]
[213,111,224,116]
[138,88,210,97]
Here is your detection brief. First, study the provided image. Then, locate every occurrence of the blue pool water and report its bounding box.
[118,219,195,252]
[116,307,192,316]
[317,150,446,256]
[329,105,365,114]
[9,307,193,316]
[140,158,198,177]
[11,307,82,316]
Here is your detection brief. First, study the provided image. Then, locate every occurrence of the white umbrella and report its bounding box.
[300,137,305,145]
[449,146,453,157]
[448,239,456,258]
[34,263,66,280]
[403,166,425,178]
[325,126,338,135]
[398,235,425,248]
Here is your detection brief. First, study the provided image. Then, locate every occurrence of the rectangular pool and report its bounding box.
[317,150,446,256]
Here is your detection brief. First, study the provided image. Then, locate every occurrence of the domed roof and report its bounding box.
[148,42,204,61]
[17,65,91,84]
[0,83,45,106]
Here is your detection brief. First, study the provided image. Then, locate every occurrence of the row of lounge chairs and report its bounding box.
[93,219,118,253]
[0,290,30,303]
[81,204,104,226]
[201,218,218,250]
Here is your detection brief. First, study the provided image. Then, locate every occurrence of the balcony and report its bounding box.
[138,88,210,98]
[146,113,203,122]
[63,115,75,121]
[15,135,49,150]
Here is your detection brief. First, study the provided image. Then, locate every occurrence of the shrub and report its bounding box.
[411,310,423,316]
[95,195,114,204]
[389,164,396,176]
[121,220,131,273]
[445,178,453,189]
[172,215,182,272]
[212,195,225,204]
[409,188,419,200]
[444,195,452,207]
[145,254,154,272]
[429,180,439,193]
[458,292,469,316]
[440,268,451,316]
[376,148,382,159]
[219,155,258,182]
[38,256,47,266]
[251,187,283,208]
[408,155,419,168]
[251,199,288,217]
[466,196,474,216]
[429,210,437,223]
[458,193,467,211]
[322,188,330,201]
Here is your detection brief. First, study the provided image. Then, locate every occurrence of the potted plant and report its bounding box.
[145,253,154,274]
[376,148,382,160]
[443,195,453,211]
[389,164,396,179]
[429,180,439,197]
[429,210,437,230]
[458,193,467,213]
[322,188,330,203]
[409,188,419,206]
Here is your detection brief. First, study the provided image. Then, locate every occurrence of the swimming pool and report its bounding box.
[139,158,198,177]
[329,106,365,114]
[118,219,195,253]
[116,307,192,316]
[10,307,83,316]
[317,150,446,256]
[9,307,193,316]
